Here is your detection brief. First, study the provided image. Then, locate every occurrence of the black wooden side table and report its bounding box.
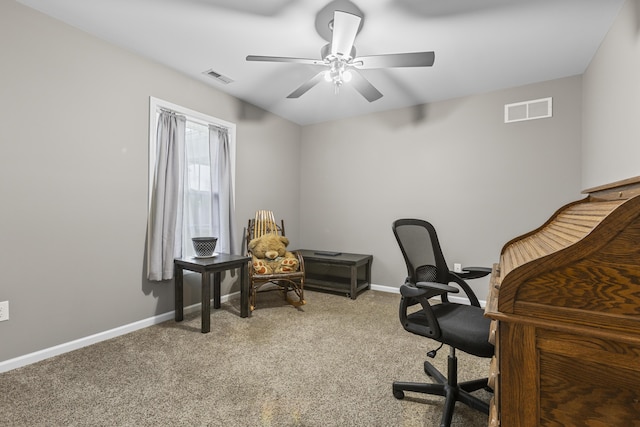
[174,253,251,333]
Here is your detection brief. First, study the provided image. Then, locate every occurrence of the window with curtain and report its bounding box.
[147,97,237,281]
[184,121,215,257]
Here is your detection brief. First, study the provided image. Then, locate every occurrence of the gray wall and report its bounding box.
[582,0,640,189]
[300,77,583,297]
[0,1,301,363]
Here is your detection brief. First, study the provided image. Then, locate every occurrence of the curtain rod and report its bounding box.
[158,107,231,131]
[209,124,229,132]
[158,108,185,119]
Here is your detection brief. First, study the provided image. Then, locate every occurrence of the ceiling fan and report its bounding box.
[246,4,435,102]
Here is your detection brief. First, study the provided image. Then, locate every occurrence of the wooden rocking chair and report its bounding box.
[245,210,306,311]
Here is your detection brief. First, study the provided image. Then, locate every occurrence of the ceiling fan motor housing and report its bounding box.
[321,43,356,61]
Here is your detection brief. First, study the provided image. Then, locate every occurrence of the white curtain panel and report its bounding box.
[210,125,237,255]
[148,111,185,281]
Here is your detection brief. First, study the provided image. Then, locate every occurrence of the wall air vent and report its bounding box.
[504,97,552,123]
[203,69,234,84]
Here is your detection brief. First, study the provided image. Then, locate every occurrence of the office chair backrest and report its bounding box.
[392,219,450,285]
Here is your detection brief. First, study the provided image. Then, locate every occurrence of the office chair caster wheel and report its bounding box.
[393,389,405,399]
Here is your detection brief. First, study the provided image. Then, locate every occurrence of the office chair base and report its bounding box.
[392,357,490,427]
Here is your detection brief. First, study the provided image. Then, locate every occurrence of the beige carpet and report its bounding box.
[0,290,491,426]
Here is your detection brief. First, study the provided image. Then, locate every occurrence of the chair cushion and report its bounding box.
[407,303,494,358]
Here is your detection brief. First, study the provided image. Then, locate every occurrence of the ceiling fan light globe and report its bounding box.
[323,70,333,82]
[342,70,352,82]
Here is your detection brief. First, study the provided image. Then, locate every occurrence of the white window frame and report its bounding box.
[147,96,236,260]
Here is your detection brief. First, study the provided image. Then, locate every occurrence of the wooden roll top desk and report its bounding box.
[485,176,640,427]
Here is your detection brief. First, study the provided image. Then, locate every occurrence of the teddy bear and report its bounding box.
[248,234,299,274]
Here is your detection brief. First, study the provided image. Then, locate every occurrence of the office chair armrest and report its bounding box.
[416,281,460,294]
[400,282,459,299]
[455,266,491,280]
[449,273,482,307]
[399,284,442,339]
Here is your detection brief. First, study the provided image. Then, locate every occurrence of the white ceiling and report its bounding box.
[17,0,625,125]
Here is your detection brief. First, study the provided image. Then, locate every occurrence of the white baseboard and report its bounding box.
[0,292,239,373]
[1,285,485,373]
[370,283,400,293]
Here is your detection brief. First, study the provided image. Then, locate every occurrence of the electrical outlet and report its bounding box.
[453,263,462,273]
[0,301,9,321]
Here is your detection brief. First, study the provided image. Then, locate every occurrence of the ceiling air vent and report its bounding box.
[504,97,552,123]
[203,69,234,85]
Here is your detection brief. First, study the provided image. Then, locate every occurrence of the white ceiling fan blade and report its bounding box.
[350,70,383,102]
[353,52,435,69]
[287,71,326,98]
[246,55,324,66]
[330,11,361,58]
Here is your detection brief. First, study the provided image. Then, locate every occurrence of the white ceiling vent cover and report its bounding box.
[203,69,234,84]
[504,97,552,123]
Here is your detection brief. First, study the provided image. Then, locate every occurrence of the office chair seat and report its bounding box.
[406,303,494,358]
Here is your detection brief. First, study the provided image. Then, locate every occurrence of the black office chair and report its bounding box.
[391,218,494,427]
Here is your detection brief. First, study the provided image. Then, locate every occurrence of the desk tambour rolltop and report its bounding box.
[485,176,640,427]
